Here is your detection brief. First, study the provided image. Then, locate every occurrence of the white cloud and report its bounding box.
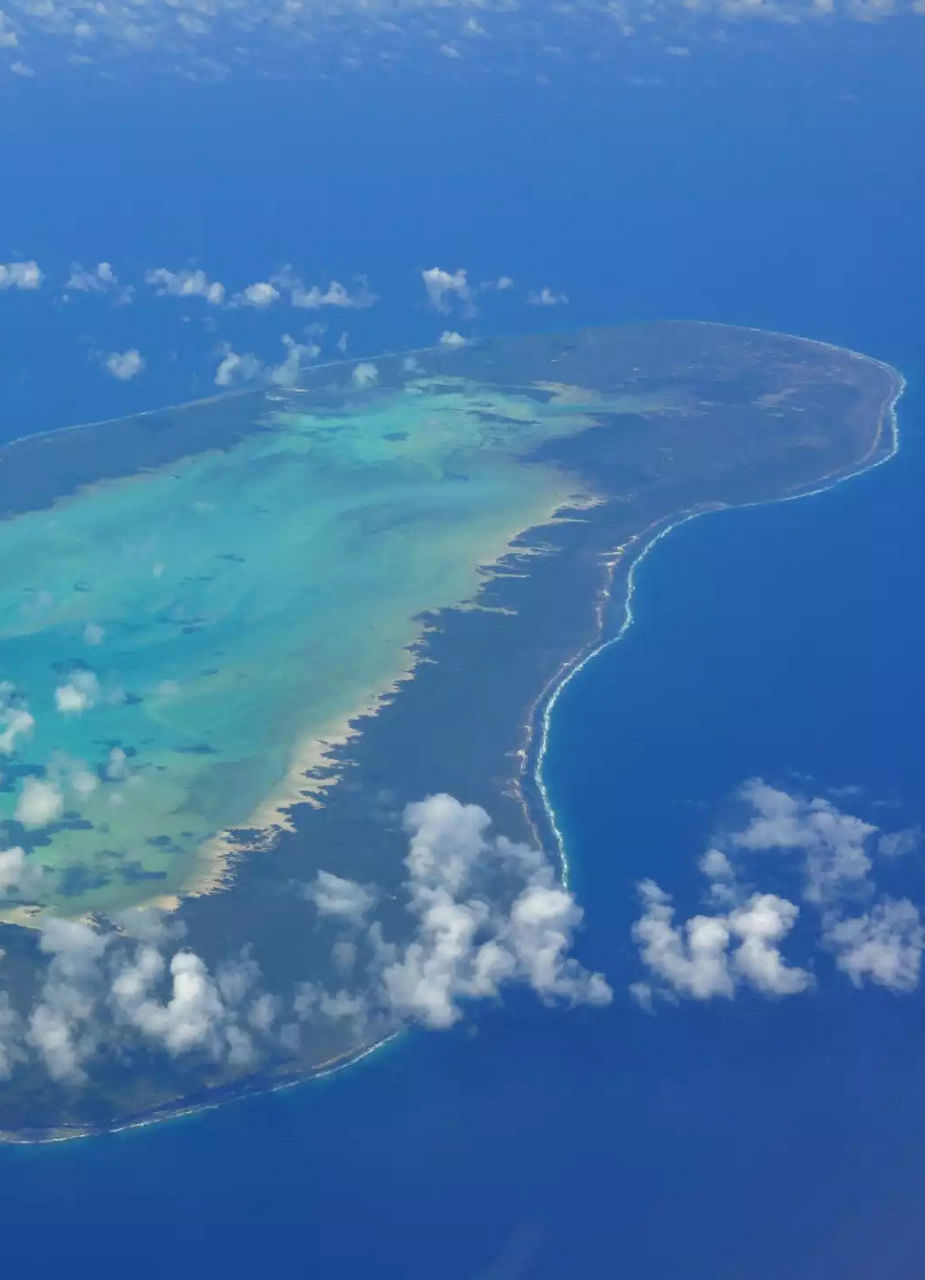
[878,827,921,858]
[351,361,378,389]
[527,286,569,306]
[632,779,925,1006]
[438,330,467,349]
[269,333,319,388]
[632,880,735,1003]
[422,266,471,313]
[0,995,23,1081]
[65,261,129,299]
[0,795,611,1086]
[27,918,109,1083]
[0,12,18,48]
[54,670,100,714]
[730,778,877,906]
[83,622,105,646]
[102,348,145,380]
[15,777,65,828]
[824,898,924,992]
[289,278,377,310]
[234,281,280,309]
[631,881,810,1006]
[214,349,262,386]
[146,267,225,306]
[105,746,128,781]
[0,259,42,290]
[0,688,34,755]
[305,870,377,924]
[0,846,41,896]
[377,794,611,1029]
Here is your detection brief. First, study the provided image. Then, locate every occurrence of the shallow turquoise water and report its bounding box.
[0,377,605,914]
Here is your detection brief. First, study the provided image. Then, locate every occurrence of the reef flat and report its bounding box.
[0,322,902,1138]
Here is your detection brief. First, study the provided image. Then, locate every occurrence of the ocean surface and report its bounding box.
[2,26,925,1279]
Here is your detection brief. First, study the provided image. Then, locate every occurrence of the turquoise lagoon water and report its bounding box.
[0,377,605,915]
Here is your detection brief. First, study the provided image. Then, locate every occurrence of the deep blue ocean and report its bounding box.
[2,27,925,1278]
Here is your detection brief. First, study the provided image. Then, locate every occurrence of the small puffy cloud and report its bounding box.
[824,899,924,992]
[146,267,225,306]
[438,330,467,349]
[83,622,105,646]
[0,12,19,48]
[65,261,128,299]
[0,259,42,290]
[112,948,236,1059]
[102,348,145,380]
[15,777,65,827]
[305,870,377,924]
[631,881,809,1005]
[0,846,41,896]
[269,334,319,388]
[0,691,34,755]
[234,281,280,309]
[481,275,514,292]
[527,286,569,306]
[54,670,100,714]
[632,779,925,1007]
[289,278,377,310]
[27,918,109,1082]
[351,361,378,389]
[9,60,34,77]
[730,778,877,906]
[878,827,922,858]
[214,349,262,387]
[105,746,129,781]
[422,266,471,313]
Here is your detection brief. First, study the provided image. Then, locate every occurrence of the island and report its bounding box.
[0,321,903,1140]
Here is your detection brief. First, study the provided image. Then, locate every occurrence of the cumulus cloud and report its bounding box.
[83,622,105,646]
[54,670,100,714]
[631,881,810,1006]
[102,348,145,380]
[305,869,377,924]
[0,259,42,290]
[289,278,377,310]
[438,330,467,349]
[527,286,569,306]
[729,778,878,906]
[0,794,612,1089]
[351,361,378,389]
[422,266,471,314]
[824,898,924,992]
[105,746,129,781]
[631,779,925,1006]
[374,794,611,1029]
[146,267,225,306]
[0,846,42,896]
[878,827,922,858]
[27,918,109,1082]
[269,333,319,388]
[214,348,263,386]
[15,777,65,828]
[65,261,130,300]
[0,686,34,755]
[234,281,280,309]
[0,12,18,48]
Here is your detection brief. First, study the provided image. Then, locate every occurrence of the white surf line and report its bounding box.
[531,369,905,891]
